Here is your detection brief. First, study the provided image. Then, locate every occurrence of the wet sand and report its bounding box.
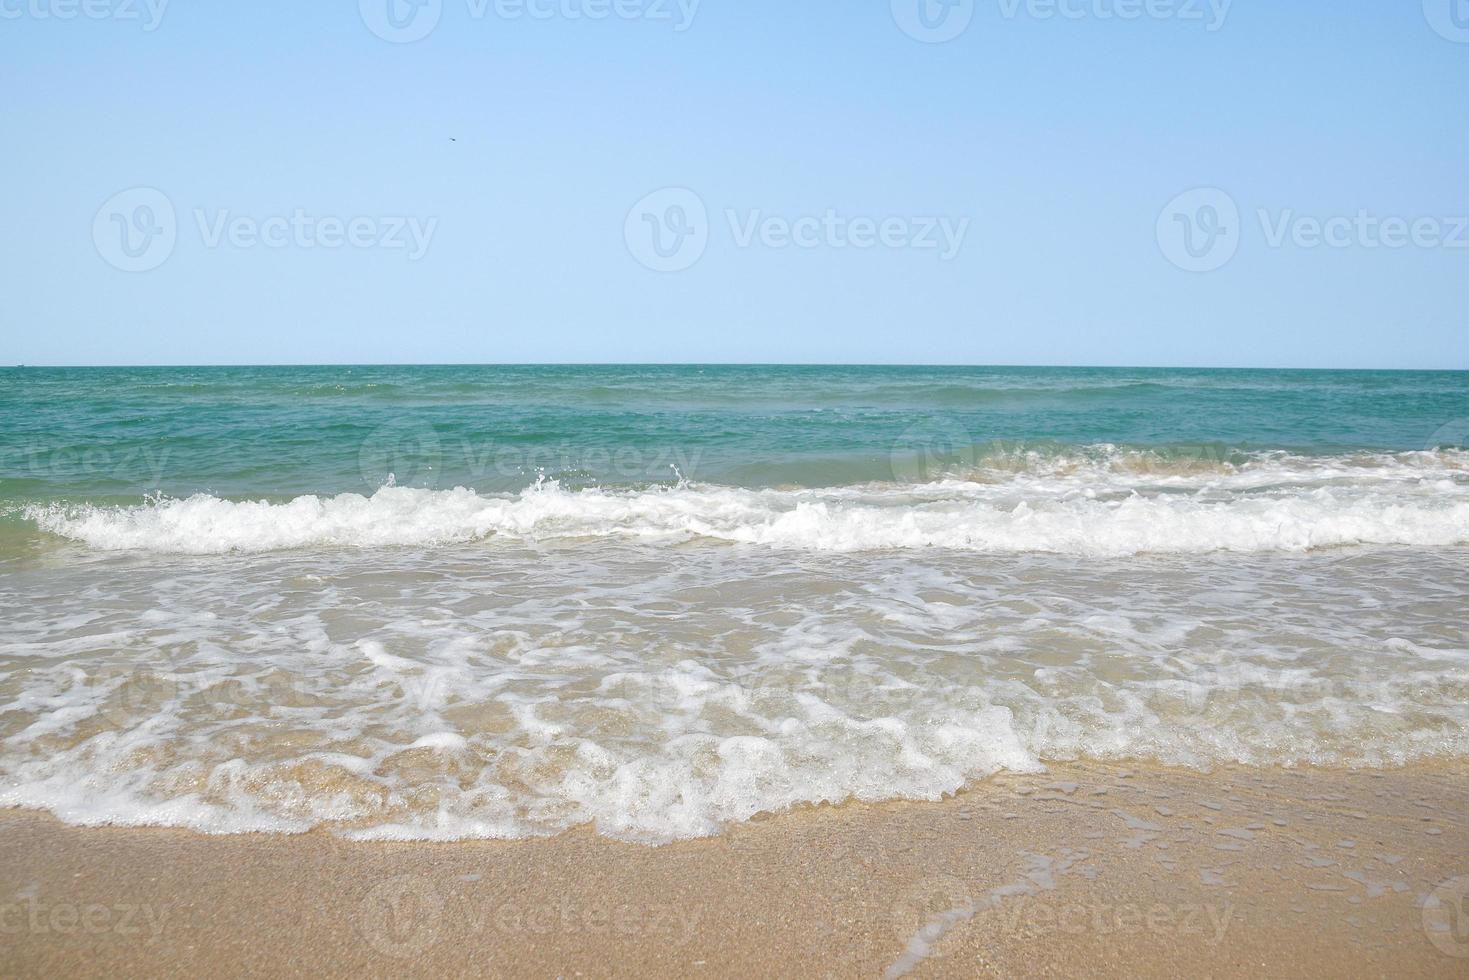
[2,761,1467,978]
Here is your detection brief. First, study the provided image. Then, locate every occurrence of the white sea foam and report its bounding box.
[0,541,1466,843]
[23,450,1469,556]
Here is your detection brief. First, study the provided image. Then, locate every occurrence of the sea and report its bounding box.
[1,364,1466,843]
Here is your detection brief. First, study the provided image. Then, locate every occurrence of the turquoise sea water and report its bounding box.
[1,365,1467,842]
[2,365,1466,506]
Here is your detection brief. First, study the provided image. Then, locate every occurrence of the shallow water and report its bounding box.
[1,365,1466,841]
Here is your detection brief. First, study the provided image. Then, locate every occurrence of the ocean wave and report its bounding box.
[23,449,1469,556]
[4,510,1467,843]
[2,634,1464,845]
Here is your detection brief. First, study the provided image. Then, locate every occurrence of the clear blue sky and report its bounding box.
[2,0,1466,368]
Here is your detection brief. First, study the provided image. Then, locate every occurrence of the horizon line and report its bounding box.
[6,361,1467,372]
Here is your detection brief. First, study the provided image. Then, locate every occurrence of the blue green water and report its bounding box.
[2,365,1468,841]
[3,365,1465,505]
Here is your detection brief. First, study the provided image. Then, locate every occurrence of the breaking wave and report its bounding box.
[24,448,1469,556]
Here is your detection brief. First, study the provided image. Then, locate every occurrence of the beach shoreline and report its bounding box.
[3,761,1466,978]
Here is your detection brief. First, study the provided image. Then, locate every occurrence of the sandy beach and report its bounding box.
[3,761,1465,978]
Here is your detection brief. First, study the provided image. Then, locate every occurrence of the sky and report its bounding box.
[1,0,1466,368]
